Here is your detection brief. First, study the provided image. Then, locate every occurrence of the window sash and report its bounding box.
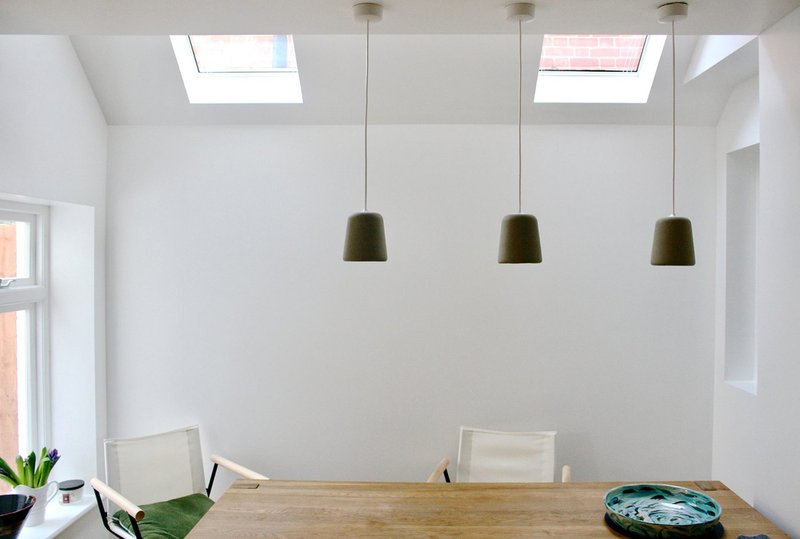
[0,202,48,289]
[0,201,49,454]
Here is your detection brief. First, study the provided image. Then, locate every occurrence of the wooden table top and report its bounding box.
[187,479,788,538]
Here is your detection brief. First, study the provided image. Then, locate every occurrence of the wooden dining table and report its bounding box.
[187,479,788,538]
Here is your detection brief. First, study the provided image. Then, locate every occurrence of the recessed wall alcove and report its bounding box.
[724,144,759,394]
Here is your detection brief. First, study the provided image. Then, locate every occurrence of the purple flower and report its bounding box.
[47,449,60,464]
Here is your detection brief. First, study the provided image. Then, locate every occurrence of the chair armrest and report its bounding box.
[426,457,450,483]
[91,478,145,521]
[561,464,572,483]
[210,454,269,480]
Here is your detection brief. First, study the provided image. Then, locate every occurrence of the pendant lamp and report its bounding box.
[498,3,541,264]
[650,2,695,266]
[344,3,387,262]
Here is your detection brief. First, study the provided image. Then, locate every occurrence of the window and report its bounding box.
[539,34,647,72]
[170,34,303,104]
[189,35,297,73]
[534,34,666,103]
[0,211,34,285]
[0,202,49,486]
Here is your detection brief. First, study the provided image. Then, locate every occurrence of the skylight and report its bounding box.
[189,35,298,73]
[540,34,646,73]
[534,34,665,104]
[170,35,303,104]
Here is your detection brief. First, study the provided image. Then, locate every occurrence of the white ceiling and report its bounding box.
[3,0,793,125]
[2,1,798,35]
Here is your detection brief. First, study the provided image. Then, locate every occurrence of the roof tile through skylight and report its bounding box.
[540,34,646,72]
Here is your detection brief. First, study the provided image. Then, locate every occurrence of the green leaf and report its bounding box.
[24,452,36,486]
[0,473,19,488]
[37,460,53,488]
[34,452,46,486]
[5,449,59,487]
[15,455,25,482]
[0,457,20,486]
[28,450,36,478]
[38,447,47,474]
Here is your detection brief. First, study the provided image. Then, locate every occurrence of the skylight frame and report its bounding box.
[170,35,303,104]
[534,34,666,104]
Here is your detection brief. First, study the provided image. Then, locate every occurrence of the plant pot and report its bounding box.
[0,494,36,539]
[12,483,57,527]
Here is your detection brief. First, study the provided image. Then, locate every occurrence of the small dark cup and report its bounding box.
[0,494,36,539]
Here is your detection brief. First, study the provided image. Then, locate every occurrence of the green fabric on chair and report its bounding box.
[113,493,214,539]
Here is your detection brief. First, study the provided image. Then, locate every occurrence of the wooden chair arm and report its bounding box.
[210,454,269,480]
[426,457,450,483]
[91,478,145,522]
[561,464,572,483]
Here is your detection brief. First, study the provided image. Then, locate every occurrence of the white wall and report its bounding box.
[106,124,716,487]
[712,76,759,503]
[0,36,106,207]
[0,35,107,498]
[752,6,800,536]
[49,204,102,485]
[713,8,800,535]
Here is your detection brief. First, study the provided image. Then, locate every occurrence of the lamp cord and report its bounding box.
[363,19,370,212]
[671,20,676,217]
[517,19,523,214]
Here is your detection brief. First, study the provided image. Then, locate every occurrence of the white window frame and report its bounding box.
[170,35,303,104]
[0,200,50,454]
[534,35,667,104]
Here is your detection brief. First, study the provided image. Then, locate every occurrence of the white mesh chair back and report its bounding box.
[457,427,556,483]
[104,425,206,506]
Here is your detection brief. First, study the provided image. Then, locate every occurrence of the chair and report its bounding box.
[426,457,451,483]
[427,426,571,483]
[90,425,268,539]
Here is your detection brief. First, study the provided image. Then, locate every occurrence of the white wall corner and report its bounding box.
[685,35,757,83]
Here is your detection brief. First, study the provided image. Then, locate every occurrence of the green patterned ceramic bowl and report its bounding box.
[603,484,722,538]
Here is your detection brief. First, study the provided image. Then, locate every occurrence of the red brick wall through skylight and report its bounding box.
[539,35,646,72]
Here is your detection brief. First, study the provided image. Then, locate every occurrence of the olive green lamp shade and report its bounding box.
[498,213,542,264]
[650,216,695,266]
[343,211,387,262]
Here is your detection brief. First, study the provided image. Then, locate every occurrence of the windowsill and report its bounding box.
[18,490,94,539]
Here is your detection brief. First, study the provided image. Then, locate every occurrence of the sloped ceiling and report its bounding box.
[2,0,793,125]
